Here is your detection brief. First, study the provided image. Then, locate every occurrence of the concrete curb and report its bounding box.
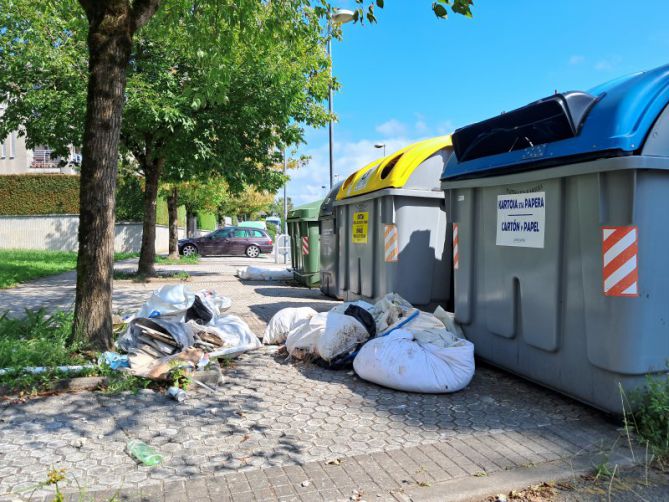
[393,448,639,502]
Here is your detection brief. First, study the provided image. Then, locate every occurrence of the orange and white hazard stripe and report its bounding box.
[602,226,638,297]
[384,224,398,262]
[453,223,459,270]
[301,236,309,255]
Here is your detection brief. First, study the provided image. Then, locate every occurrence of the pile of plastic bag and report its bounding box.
[115,285,261,380]
[263,293,475,393]
[236,266,293,281]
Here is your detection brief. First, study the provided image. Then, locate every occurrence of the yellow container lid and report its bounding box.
[336,135,452,200]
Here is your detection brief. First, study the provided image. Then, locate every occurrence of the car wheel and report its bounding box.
[182,244,198,257]
[246,245,260,258]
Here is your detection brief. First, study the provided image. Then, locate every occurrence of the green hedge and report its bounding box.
[0,175,80,215]
[197,212,217,231]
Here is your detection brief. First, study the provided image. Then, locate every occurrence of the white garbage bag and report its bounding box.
[136,285,196,321]
[353,329,475,393]
[236,266,293,281]
[373,293,414,332]
[433,306,465,339]
[264,307,318,345]
[330,300,375,315]
[285,312,327,359]
[198,290,232,319]
[316,313,370,362]
[208,315,262,358]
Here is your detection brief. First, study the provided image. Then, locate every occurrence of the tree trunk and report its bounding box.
[73,0,160,350]
[168,186,179,260]
[186,210,197,238]
[137,156,164,275]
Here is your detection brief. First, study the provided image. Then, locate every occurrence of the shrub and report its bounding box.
[0,175,79,215]
[630,374,669,461]
[116,174,144,222]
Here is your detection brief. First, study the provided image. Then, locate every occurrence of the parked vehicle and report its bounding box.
[178,226,273,258]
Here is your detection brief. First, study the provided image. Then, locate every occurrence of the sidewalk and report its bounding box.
[0,257,632,501]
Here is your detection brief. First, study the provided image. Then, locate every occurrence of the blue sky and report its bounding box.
[287,0,669,205]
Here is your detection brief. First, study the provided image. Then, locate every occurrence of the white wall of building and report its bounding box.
[0,215,186,253]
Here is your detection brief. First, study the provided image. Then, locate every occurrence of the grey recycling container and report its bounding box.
[335,136,453,305]
[320,182,344,299]
[442,64,669,413]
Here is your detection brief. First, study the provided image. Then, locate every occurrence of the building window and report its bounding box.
[9,133,15,159]
[1,139,5,159]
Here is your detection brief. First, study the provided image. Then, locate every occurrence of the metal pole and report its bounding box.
[327,26,334,190]
[283,148,288,236]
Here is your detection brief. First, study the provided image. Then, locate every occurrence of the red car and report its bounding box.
[178,226,273,258]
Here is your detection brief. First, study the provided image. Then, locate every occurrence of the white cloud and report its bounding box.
[594,56,621,72]
[569,55,585,65]
[287,135,419,205]
[436,120,456,135]
[415,120,428,133]
[375,119,407,137]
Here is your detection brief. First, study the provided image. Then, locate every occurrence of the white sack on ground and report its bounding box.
[285,312,327,359]
[330,300,375,315]
[236,266,293,281]
[316,313,370,362]
[433,306,465,339]
[208,315,262,358]
[373,293,414,332]
[264,307,318,345]
[353,329,475,393]
[136,284,196,321]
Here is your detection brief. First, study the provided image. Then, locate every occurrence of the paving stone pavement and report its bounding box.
[0,257,626,501]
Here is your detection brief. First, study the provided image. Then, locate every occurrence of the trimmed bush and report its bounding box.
[116,174,144,222]
[0,175,79,215]
[197,212,217,231]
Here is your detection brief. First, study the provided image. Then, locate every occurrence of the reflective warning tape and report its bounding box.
[384,224,398,262]
[453,223,459,270]
[301,236,309,255]
[602,226,638,297]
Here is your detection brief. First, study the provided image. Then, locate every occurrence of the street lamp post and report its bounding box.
[327,8,354,190]
[283,148,288,235]
[374,143,386,157]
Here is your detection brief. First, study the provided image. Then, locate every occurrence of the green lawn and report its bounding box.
[0,250,139,289]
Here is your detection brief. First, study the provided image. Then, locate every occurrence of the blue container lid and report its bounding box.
[443,64,669,180]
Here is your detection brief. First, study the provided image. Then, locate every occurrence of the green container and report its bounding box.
[287,199,323,287]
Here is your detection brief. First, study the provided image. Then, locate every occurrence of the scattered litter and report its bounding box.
[167,386,187,402]
[71,438,86,449]
[326,458,341,465]
[301,480,311,488]
[126,439,164,466]
[99,351,130,370]
[191,378,217,394]
[263,307,317,345]
[111,285,258,383]
[236,266,293,281]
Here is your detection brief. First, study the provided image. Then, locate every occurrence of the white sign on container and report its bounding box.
[496,192,545,248]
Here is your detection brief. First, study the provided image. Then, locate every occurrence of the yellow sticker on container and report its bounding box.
[352,211,369,244]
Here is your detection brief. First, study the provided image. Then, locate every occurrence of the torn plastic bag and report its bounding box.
[433,306,465,339]
[330,300,375,315]
[264,307,318,345]
[198,290,232,318]
[135,285,196,321]
[185,295,214,325]
[118,318,196,355]
[207,315,262,358]
[236,266,293,281]
[285,312,327,359]
[353,329,475,393]
[344,305,376,338]
[316,313,370,362]
[373,293,414,332]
